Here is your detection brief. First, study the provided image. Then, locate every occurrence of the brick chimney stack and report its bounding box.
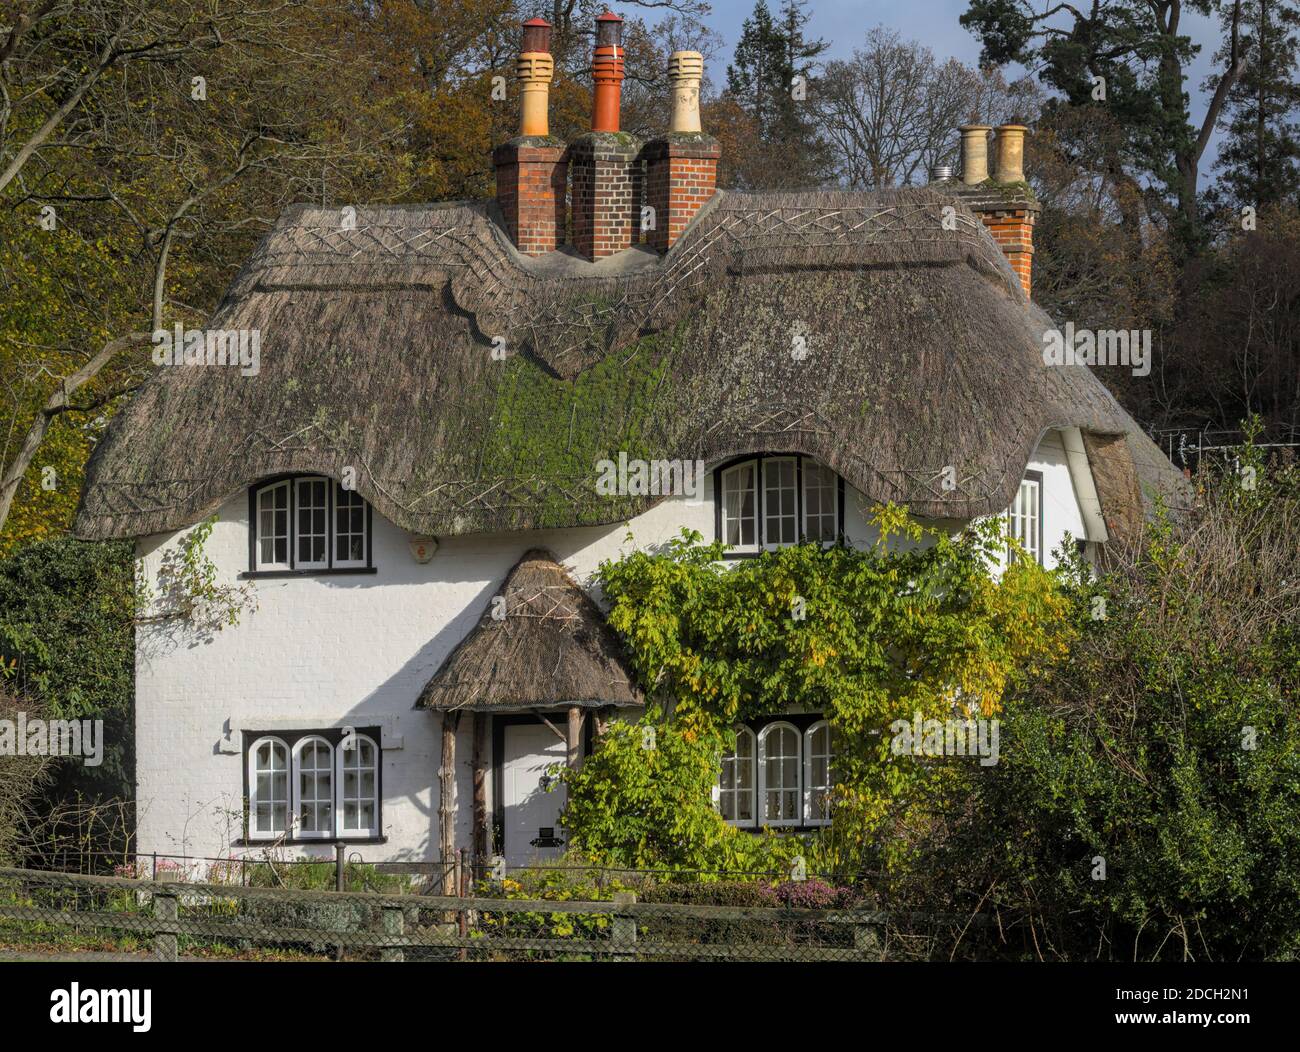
[951,122,1038,299]
[643,51,720,253]
[493,19,566,256]
[570,12,642,261]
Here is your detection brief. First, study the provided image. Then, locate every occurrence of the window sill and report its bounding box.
[240,567,377,579]
[233,836,388,847]
[727,824,831,834]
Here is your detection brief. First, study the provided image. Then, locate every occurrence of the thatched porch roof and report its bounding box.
[417,550,643,713]
[72,188,1186,540]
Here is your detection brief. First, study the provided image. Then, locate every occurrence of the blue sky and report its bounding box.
[689,0,1228,170]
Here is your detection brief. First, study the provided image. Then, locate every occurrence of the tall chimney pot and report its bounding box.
[517,18,554,138]
[959,124,991,185]
[667,51,704,133]
[993,124,1028,183]
[591,11,625,133]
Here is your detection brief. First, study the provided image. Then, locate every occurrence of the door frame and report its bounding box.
[490,712,593,858]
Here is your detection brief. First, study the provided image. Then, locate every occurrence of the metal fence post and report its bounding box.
[335,842,345,892]
[611,891,636,961]
[152,873,179,962]
[380,905,405,963]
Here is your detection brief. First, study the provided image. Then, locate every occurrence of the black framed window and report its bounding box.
[247,475,374,576]
[715,454,845,557]
[243,727,382,843]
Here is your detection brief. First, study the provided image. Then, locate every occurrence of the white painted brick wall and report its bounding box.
[133,438,1085,867]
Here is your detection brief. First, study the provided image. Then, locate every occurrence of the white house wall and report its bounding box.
[133,434,1088,866]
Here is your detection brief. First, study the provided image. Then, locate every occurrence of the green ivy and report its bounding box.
[561,507,1073,877]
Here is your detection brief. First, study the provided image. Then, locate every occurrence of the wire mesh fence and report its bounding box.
[0,865,989,962]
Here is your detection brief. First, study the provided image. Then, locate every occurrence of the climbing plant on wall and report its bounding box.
[560,506,1074,876]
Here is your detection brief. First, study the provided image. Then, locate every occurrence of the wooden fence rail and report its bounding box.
[0,866,986,962]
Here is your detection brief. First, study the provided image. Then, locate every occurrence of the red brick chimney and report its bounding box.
[493,19,566,256]
[570,12,641,261]
[949,123,1038,299]
[644,50,720,253]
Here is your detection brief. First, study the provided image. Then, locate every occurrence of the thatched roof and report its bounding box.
[73,187,1186,540]
[417,550,642,712]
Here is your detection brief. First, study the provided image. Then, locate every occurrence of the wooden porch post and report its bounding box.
[439,710,461,895]
[566,706,582,770]
[472,712,489,866]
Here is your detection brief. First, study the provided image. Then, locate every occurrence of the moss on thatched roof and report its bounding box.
[73,188,1185,540]
[416,550,642,712]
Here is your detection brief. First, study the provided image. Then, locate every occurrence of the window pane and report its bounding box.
[296,739,333,835]
[721,463,757,548]
[805,723,833,823]
[719,728,755,823]
[1006,477,1042,565]
[250,739,289,836]
[334,484,367,565]
[295,479,329,567]
[763,459,798,547]
[760,725,800,823]
[339,735,378,832]
[256,483,290,568]
[803,461,837,542]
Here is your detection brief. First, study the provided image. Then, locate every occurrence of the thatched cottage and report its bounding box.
[74,13,1183,874]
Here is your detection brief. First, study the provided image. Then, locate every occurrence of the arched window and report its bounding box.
[719,727,756,828]
[758,722,802,827]
[293,736,334,838]
[803,721,834,826]
[338,733,380,837]
[716,455,842,555]
[250,476,373,573]
[248,737,289,840]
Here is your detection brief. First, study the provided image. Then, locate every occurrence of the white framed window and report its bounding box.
[717,455,841,554]
[803,721,834,826]
[762,457,799,549]
[247,737,290,840]
[251,476,371,573]
[1006,471,1043,565]
[292,736,334,838]
[802,461,839,544]
[245,729,381,841]
[338,733,380,837]
[719,727,756,827]
[719,460,759,551]
[256,481,291,570]
[758,722,802,827]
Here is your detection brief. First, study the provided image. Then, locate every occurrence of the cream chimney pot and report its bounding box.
[668,51,704,134]
[994,124,1028,183]
[959,124,992,185]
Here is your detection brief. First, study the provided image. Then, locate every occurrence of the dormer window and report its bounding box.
[715,455,844,556]
[248,476,373,575]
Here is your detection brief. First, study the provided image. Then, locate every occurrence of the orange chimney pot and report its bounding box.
[591,11,624,133]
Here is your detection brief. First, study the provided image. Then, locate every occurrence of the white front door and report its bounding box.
[501,723,568,867]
